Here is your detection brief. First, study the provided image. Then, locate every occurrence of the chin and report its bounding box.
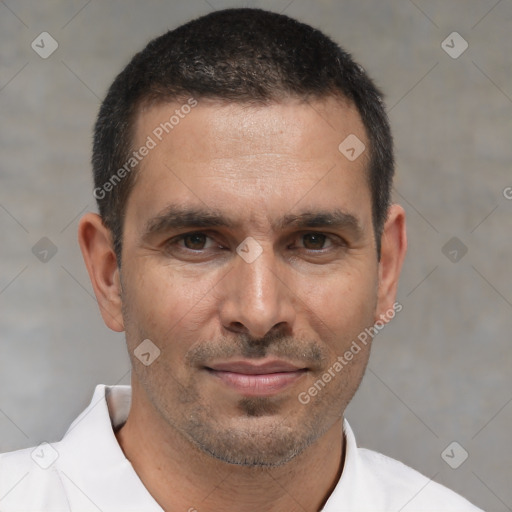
[183,409,324,468]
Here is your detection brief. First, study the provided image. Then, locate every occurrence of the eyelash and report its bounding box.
[171,232,220,251]
[166,231,346,253]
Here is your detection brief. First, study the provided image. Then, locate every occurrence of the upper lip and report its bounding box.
[205,360,306,374]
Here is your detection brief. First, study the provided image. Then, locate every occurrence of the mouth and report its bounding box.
[204,360,308,396]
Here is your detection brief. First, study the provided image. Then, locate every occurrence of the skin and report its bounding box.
[78,96,406,511]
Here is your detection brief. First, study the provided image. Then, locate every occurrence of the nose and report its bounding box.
[218,245,296,339]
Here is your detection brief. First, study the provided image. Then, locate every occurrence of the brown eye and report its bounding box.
[182,233,208,250]
[302,233,328,250]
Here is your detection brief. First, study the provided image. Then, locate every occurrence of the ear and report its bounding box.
[77,212,124,332]
[375,204,407,322]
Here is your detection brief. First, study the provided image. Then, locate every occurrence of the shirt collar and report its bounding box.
[322,418,365,510]
[57,384,163,511]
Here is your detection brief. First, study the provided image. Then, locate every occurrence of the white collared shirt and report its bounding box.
[0,385,482,511]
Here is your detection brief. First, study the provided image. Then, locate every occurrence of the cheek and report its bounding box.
[297,264,378,340]
[121,263,218,350]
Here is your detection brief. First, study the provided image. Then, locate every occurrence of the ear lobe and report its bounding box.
[77,212,125,332]
[376,204,407,322]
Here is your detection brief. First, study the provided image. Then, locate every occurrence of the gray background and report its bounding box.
[1,0,511,510]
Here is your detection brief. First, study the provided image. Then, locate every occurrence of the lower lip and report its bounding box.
[207,369,307,396]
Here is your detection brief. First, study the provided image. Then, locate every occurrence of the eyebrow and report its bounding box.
[142,206,237,238]
[275,211,362,235]
[142,205,364,239]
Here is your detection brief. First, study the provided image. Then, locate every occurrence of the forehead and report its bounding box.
[126,97,371,232]
[135,96,366,161]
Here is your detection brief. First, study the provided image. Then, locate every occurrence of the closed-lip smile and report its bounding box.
[204,359,308,396]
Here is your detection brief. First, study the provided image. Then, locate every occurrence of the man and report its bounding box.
[0,8,482,511]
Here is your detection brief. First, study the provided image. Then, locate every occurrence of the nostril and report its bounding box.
[227,321,246,333]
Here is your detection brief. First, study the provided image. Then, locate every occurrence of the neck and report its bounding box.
[116,381,345,512]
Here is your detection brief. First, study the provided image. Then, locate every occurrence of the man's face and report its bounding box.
[119,97,381,466]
